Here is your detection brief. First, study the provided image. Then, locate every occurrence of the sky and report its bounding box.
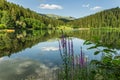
[7,0,120,18]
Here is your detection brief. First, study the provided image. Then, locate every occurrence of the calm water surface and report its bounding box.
[0,30,120,80]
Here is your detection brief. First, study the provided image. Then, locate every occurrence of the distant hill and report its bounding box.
[68,7,120,28]
[45,14,76,22]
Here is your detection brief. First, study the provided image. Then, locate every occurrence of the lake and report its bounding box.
[0,29,120,80]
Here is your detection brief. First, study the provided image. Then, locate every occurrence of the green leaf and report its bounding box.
[114,56,120,59]
[96,43,103,47]
[83,40,92,45]
[102,56,112,64]
[112,59,120,65]
[103,49,115,53]
[87,46,97,49]
[90,60,100,65]
[94,51,100,55]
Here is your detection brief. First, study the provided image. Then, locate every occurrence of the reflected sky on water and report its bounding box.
[0,30,120,80]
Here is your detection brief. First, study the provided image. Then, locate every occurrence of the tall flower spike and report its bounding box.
[68,38,71,57]
[79,47,84,67]
[71,39,74,68]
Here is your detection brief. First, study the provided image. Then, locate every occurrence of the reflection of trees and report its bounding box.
[0,30,61,57]
[0,29,120,57]
[67,30,120,49]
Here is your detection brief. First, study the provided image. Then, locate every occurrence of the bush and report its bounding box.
[0,24,6,29]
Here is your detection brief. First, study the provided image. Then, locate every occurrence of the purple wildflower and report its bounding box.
[68,38,71,57]
[71,39,74,68]
[79,47,85,67]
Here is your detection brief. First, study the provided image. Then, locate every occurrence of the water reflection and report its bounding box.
[0,29,120,79]
[0,30,61,57]
[0,58,58,80]
[1,29,120,58]
[41,46,59,51]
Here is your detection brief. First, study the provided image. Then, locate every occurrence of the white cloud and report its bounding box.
[41,46,59,51]
[82,4,90,8]
[90,6,102,10]
[39,4,63,10]
[82,4,102,11]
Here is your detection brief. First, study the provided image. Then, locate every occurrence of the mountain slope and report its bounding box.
[46,14,75,20]
[0,0,64,29]
[44,14,75,22]
[68,7,120,28]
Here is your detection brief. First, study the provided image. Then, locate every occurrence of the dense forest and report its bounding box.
[68,7,120,28]
[0,0,120,29]
[0,0,64,29]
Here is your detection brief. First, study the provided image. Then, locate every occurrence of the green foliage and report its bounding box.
[0,0,64,29]
[94,51,100,55]
[84,40,120,80]
[83,40,92,45]
[0,30,62,57]
[58,32,99,80]
[0,0,120,29]
[16,21,26,29]
[68,7,120,28]
[24,18,45,29]
[0,24,6,29]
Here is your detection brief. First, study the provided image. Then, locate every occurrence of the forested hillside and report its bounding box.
[68,7,120,28]
[0,0,64,29]
[0,0,120,29]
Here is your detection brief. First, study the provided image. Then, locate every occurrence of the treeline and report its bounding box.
[68,7,120,28]
[0,0,120,29]
[0,0,64,29]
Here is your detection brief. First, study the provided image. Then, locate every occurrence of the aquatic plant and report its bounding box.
[84,40,120,80]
